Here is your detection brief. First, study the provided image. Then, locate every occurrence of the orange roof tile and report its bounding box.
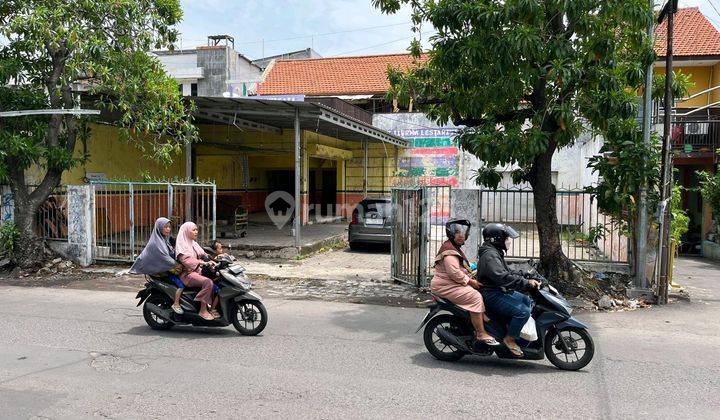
[257,53,427,96]
[655,7,720,58]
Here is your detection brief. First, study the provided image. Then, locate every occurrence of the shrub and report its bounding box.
[0,222,20,253]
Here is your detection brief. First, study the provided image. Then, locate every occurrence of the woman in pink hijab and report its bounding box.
[175,222,217,320]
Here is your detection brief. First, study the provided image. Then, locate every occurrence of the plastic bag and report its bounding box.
[519,317,538,342]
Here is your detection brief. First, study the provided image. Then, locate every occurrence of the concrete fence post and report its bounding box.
[451,189,480,262]
[66,185,94,267]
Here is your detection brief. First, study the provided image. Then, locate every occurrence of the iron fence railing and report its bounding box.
[479,189,629,264]
[36,186,68,240]
[670,120,720,155]
[424,186,452,283]
[91,181,216,262]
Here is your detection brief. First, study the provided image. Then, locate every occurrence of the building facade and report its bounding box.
[654,7,720,256]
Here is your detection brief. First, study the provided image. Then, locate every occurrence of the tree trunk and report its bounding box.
[528,141,582,294]
[8,184,51,270]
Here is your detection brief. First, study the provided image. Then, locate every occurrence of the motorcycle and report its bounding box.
[135,253,267,335]
[417,274,594,371]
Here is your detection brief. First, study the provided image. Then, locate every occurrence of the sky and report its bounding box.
[176,0,720,60]
[176,0,431,59]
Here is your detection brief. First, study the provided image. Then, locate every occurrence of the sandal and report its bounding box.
[477,336,501,347]
[171,304,184,314]
[200,312,215,321]
[506,344,524,357]
[210,310,221,319]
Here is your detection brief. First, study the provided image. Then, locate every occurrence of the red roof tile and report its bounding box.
[655,7,720,58]
[257,53,427,96]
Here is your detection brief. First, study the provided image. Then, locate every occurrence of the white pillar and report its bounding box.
[294,107,302,247]
[67,185,94,267]
[363,140,368,197]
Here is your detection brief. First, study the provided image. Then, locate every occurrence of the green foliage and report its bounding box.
[374,0,654,188]
[652,71,694,102]
[0,222,20,253]
[0,0,197,189]
[588,225,607,244]
[698,165,720,219]
[586,131,661,232]
[670,183,689,243]
[588,60,693,239]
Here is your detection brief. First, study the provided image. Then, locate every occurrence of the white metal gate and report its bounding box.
[91,181,216,262]
[391,186,452,287]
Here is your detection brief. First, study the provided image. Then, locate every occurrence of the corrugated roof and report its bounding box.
[257,53,427,96]
[655,7,720,58]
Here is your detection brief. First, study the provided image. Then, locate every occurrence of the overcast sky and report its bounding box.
[176,0,429,59]
[175,0,720,60]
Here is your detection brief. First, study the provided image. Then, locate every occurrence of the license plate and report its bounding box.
[365,218,384,225]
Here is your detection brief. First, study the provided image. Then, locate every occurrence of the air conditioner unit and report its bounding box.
[686,122,709,135]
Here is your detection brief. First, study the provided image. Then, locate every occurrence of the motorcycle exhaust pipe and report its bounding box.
[146,303,173,322]
[436,326,469,351]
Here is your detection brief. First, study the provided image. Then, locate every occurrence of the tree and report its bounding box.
[0,0,198,268]
[373,0,654,289]
[587,71,693,267]
[699,164,720,221]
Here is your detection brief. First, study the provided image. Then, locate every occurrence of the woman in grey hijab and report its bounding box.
[130,217,186,313]
[130,217,177,275]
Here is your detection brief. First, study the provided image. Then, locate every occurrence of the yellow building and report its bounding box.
[58,97,407,230]
[654,7,720,253]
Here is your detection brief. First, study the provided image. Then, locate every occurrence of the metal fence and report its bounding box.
[92,181,216,262]
[391,185,452,287]
[36,186,68,240]
[670,120,720,155]
[479,189,629,263]
[424,186,452,283]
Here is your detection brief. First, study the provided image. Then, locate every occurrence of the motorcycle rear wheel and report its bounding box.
[544,327,594,371]
[423,314,466,362]
[230,300,267,336]
[143,294,174,331]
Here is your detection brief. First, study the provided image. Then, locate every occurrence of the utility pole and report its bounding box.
[657,0,677,304]
[631,0,656,299]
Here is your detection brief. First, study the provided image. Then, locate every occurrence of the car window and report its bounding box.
[361,200,392,217]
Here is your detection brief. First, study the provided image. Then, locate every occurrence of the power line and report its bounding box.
[329,31,434,57]
[179,21,412,46]
[702,0,720,26]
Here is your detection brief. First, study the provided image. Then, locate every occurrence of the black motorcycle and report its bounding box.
[135,254,267,335]
[417,276,594,371]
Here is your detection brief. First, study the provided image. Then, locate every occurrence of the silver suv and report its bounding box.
[348,198,392,250]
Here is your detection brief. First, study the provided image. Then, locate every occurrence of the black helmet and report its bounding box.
[445,219,471,242]
[482,223,519,250]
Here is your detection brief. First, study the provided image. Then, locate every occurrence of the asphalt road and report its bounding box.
[0,258,718,419]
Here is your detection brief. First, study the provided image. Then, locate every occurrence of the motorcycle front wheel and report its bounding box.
[544,327,594,371]
[230,300,267,336]
[423,314,466,362]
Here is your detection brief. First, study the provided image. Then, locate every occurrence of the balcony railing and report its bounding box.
[670,120,720,155]
[307,97,373,125]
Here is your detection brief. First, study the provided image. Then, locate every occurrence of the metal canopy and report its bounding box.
[191,97,409,147]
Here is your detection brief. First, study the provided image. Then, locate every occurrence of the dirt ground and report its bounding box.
[0,245,426,307]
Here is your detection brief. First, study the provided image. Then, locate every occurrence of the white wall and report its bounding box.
[461,128,602,190]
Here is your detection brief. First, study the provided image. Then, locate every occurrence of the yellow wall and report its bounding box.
[194,124,399,195]
[712,62,720,104]
[345,143,399,194]
[48,123,186,185]
[655,65,716,108]
[52,122,400,207]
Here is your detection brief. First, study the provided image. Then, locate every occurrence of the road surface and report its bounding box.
[0,258,718,419]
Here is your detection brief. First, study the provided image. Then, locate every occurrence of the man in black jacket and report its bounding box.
[477,223,540,357]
